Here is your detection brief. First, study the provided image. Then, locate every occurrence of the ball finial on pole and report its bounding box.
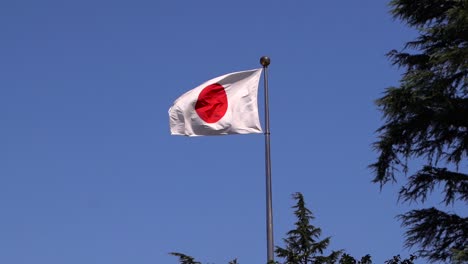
[260,56,270,67]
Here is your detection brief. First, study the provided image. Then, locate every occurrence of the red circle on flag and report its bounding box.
[195,83,228,123]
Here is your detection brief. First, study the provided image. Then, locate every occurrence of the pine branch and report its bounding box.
[384,254,417,264]
[399,208,468,262]
[399,166,468,205]
[170,252,202,264]
[389,0,457,27]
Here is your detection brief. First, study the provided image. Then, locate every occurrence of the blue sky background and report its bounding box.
[1,1,465,263]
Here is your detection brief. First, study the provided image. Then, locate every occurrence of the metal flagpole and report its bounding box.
[260,56,274,263]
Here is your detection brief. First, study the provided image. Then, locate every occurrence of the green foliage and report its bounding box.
[275,193,342,264]
[338,254,415,264]
[384,255,417,264]
[170,252,202,264]
[171,193,415,264]
[371,0,468,262]
[338,254,372,264]
[170,252,236,264]
[398,208,467,262]
[451,247,468,264]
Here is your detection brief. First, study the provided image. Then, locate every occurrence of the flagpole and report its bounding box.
[260,56,274,263]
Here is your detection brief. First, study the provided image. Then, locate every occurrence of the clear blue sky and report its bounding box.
[1,1,460,263]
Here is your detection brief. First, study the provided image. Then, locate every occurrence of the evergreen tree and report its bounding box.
[384,255,417,264]
[169,252,238,264]
[371,0,468,262]
[171,193,416,264]
[338,254,372,264]
[275,192,342,264]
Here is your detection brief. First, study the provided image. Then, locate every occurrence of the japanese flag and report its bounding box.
[169,68,263,136]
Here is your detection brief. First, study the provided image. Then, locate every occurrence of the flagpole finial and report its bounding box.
[260,56,270,67]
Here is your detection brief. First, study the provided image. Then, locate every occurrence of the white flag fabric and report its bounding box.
[169,68,263,136]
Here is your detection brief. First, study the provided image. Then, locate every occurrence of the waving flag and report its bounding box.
[169,68,263,136]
